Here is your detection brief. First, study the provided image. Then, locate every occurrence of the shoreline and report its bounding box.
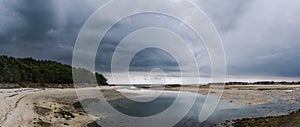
[0,86,127,127]
[1,85,300,126]
[147,84,300,105]
[144,85,300,126]
[226,109,300,127]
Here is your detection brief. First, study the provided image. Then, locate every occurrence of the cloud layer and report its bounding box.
[0,0,299,82]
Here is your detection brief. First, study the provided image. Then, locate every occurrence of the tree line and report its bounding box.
[226,81,300,85]
[0,55,108,88]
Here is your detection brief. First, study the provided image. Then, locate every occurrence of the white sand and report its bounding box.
[0,87,118,127]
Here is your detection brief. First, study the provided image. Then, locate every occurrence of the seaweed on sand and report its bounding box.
[232,109,300,127]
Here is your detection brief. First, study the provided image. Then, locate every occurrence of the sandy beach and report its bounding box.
[0,86,134,127]
[149,85,300,105]
[1,85,300,127]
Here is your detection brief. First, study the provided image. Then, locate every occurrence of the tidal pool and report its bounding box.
[84,89,300,127]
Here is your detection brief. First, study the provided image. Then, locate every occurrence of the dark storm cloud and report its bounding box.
[15,0,59,40]
[0,0,300,80]
[95,13,209,74]
[194,0,252,32]
[220,0,300,78]
[128,48,180,72]
[0,0,107,63]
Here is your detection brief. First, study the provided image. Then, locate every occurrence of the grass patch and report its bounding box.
[33,120,51,127]
[232,109,300,127]
[86,121,102,127]
[34,106,52,116]
[54,110,75,120]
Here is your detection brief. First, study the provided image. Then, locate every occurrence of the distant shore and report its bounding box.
[146,84,300,105]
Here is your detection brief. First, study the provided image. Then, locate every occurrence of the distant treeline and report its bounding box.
[0,55,108,88]
[226,81,300,85]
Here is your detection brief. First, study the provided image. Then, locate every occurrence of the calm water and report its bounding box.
[84,89,300,127]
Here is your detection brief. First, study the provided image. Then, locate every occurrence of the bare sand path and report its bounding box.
[0,88,42,127]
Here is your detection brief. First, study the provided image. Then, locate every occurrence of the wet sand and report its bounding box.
[1,85,300,127]
[0,86,134,127]
[148,85,300,126]
[149,85,300,105]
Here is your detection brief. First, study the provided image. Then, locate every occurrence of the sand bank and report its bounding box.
[0,86,128,127]
[148,85,300,105]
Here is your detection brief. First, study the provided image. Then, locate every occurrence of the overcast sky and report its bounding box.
[0,0,299,83]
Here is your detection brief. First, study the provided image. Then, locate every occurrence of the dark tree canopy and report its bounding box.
[0,55,108,87]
